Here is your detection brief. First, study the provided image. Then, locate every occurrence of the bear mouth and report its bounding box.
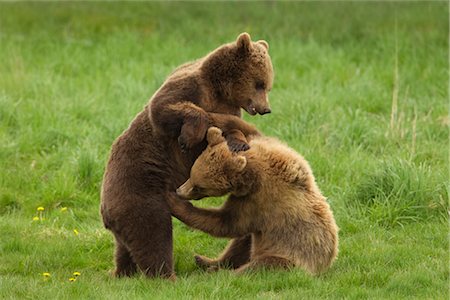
[243,103,271,116]
[243,103,258,116]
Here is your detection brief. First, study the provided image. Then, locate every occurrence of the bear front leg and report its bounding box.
[167,193,249,238]
[178,112,209,152]
[153,101,210,152]
[208,113,260,152]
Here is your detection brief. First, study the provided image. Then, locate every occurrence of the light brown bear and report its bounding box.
[101,33,273,279]
[168,127,339,274]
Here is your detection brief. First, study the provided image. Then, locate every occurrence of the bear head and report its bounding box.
[176,127,247,200]
[201,32,274,116]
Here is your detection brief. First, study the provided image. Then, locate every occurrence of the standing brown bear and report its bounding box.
[168,127,339,275]
[101,33,274,279]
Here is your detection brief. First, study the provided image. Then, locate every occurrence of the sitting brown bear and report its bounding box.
[101,33,273,279]
[168,127,339,274]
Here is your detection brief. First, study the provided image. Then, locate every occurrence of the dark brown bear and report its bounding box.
[100,33,274,279]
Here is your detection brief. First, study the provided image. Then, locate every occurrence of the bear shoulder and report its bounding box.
[248,137,317,192]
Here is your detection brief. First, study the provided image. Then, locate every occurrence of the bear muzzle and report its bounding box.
[176,180,193,200]
[176,180,205,200]
[259,107,271,115]
[245,103,271,116]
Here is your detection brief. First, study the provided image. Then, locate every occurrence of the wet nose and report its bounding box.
[260,108,271,115]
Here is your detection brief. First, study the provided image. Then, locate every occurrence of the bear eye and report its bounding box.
[255,81,266,90]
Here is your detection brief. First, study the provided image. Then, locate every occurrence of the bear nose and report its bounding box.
[260,108,271,115]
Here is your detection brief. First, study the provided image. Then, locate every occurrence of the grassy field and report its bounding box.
[0,2,448,299]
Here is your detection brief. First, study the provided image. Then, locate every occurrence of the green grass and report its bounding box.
[0,2,448,299]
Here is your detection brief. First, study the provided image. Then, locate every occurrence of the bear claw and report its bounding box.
[180,143,187,153]
[194,255,206,266]
[228,141,250,152]
[178,136,189,153]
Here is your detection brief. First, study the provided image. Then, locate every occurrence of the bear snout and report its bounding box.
[254,104,271,115]
[176,180,193,199]
[246,96,271,116]
[245,102,271,116]
[176,187,190,199]
[259,107,271,115]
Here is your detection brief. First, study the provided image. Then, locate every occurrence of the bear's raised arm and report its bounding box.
[208,112,261,152]
[167,192,251,238]
[150,99,260,152]
[150,100,210,151]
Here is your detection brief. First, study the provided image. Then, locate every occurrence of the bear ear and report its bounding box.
[236,32,252,52]
[206,127,225,146]
[257,40,269,50]
[230,155,247,173]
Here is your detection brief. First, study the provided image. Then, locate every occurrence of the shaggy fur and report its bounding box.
[150,32,273,152]
[168,127,339,275]
[101,33,274,279]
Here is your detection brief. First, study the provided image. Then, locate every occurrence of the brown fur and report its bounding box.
[168,128,339,275]
[150,32,273,151]
[101,33,273,278]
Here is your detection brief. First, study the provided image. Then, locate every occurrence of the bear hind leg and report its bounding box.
[124,208,175,279]
[195,235,252,270]
[235,254,293,274]
[113,239,137,277]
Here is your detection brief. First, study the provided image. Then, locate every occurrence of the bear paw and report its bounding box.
[178,134,191,153]
[194,255,208,268]
[227,139,250,152]
[178,130,206,153]
[195,255,221,272]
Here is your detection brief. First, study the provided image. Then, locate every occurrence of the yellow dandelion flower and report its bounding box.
[37,207,45,211]
[60,207,68,212]
[69,277,76,282]
[33,216,39,221]
[73,229,79,236]
[42,272,51,277]
[73,271,81,276]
